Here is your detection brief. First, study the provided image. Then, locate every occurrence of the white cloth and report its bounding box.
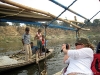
[64,48,93,75]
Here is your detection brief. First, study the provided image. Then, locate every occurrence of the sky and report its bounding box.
[3,0,100,23]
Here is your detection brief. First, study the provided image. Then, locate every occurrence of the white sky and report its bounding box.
[8,0,100,22]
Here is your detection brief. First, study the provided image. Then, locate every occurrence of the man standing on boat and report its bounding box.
[22,27,32,61]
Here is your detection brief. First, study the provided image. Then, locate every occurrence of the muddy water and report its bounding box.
[0,38,99,75]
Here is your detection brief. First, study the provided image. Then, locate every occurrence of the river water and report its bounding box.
[0,37,99,75]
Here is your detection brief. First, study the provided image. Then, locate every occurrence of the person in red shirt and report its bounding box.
[42,35,45,46]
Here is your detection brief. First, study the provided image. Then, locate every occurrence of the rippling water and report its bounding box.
[0,38,99,75]
[0,44,66,75]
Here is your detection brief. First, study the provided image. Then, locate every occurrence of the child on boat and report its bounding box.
[41,35,50,53]
[22,27,32,61]
[34,29,42,56]
[30,42,39,54]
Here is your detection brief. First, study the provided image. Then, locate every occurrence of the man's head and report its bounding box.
[25,27,30,34]
[30,42,33,47]
[25,27,29,31]
[38,29,41,33]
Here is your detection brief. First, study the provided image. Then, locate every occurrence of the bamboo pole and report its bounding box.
[0,0,52,17]
[0,0,90,31]
[74,16,80,38]
[68,20,85,25]
[0,11,52,19]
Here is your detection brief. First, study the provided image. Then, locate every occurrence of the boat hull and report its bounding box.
[0,49,54,73]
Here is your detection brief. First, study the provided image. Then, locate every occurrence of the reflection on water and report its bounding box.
[0,38,99,75]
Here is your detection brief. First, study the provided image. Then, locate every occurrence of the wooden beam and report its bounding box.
[0,11,52,19]
[68,20,85,24]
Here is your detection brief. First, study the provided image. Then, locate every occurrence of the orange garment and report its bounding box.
[42,38,45,45]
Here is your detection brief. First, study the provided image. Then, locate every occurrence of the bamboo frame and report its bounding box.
[0,0,90,31]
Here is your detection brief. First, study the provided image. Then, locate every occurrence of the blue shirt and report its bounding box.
[31,46,38,54]
[22,33,30,44]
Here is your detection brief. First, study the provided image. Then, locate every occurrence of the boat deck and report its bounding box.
[0,49,54,72]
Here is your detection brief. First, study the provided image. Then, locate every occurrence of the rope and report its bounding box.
[48,0,77,25]
[89,11,100,21]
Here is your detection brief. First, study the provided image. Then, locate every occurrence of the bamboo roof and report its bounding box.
[0,0,90,31]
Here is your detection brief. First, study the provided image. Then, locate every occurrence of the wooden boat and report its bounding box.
[0,49,54,72]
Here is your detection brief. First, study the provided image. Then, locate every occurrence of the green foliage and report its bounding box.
[93,19,100,26]
[84,19,100,26]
